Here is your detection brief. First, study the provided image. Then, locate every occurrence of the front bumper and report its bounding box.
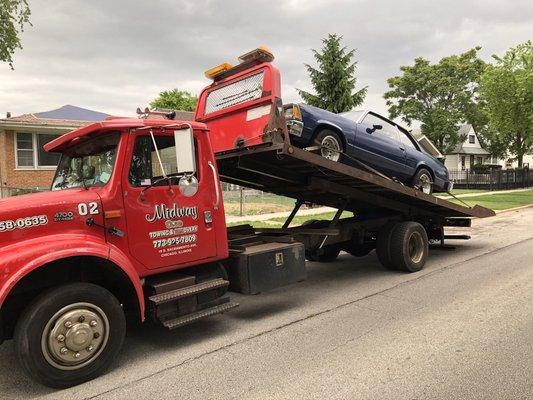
[286,119,304,137]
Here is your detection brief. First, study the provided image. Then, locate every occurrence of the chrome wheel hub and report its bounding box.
[320,135,341,162]
[41,303,109,370]
[408,231,424,264]
[419,173,432,194]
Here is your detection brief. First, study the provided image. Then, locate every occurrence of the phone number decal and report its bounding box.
[0,215,48,232]
[153,234,197,249]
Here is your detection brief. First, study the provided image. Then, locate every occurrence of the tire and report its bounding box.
[314,129,344,162]
[376,222,398,270]
[388,222,429,272]
[413,168,433,195]
[14,283,126,388]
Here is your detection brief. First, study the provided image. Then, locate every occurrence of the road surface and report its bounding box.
[1,208,532,399]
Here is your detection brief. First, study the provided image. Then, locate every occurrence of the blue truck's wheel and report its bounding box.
[413,168,433,195]
[14,283,126,388]
[314,129,344,162]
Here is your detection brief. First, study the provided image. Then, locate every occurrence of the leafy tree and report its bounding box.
[479,41,533,167]
[384,47,486,154]
[0,0,31,69]
[149,89,198,112]
[297,34,367,113]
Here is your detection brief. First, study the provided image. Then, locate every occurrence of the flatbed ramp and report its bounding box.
[216,141,495,220]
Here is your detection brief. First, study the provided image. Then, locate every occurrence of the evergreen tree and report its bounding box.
[297,34,367,113]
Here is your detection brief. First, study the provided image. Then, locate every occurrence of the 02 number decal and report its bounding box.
[78,202,99,216]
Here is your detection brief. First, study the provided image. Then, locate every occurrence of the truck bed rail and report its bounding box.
[216,141,494,219]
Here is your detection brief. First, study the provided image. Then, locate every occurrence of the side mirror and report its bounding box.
[174,127,196,174]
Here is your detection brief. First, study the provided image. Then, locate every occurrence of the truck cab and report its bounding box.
[0,119,235,387]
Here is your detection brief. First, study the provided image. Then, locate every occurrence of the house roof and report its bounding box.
[0,105,110,129]
[452,146,491,155]
[458,124,473,135]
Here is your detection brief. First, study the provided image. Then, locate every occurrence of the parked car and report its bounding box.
[284,104,452,194]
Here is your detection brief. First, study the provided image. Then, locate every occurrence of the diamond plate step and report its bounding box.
[149,278,229,305]
[162,300,239,330]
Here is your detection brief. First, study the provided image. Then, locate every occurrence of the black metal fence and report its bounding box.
[449,168,533,190]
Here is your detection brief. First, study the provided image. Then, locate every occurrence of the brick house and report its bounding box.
[0,105,109,197]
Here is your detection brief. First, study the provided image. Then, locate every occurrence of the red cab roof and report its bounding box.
[44,118,208,152]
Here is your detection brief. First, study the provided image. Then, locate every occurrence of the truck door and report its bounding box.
[123,127,217,270]
[355,113,409,179]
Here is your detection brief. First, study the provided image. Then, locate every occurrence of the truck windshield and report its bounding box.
[51,132,120,191]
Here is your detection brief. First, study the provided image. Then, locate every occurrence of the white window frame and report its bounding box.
[15,132,61,170]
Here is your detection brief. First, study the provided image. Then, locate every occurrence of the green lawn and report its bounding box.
[448,189,533,211]
[227,211,353,228]
[448,188,489,196]
[223,193,296,216]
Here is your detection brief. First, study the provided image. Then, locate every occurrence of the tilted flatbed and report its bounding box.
[213,103,494,270]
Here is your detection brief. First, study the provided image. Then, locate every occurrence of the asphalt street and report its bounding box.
[1,207,532,399]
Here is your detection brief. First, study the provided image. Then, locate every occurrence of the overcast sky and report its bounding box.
[0,0,531,120]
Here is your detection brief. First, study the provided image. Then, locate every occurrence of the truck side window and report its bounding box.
[129,135,196,187]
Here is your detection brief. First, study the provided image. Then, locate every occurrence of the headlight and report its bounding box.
[285,107,293,119]
[284,105,301,120]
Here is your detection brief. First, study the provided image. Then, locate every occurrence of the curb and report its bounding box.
[495,204,533,214]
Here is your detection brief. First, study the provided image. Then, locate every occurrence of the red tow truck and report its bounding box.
[0,48,494,388]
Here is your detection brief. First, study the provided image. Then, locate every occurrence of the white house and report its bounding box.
[444,125,496,171]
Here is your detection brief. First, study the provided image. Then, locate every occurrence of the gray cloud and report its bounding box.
[0,0,531,119]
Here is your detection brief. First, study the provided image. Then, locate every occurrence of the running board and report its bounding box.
[161,300,239,330]
[149,278,229,305]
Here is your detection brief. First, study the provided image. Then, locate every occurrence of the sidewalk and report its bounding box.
[225,188,531,223]
[437,187,531,200]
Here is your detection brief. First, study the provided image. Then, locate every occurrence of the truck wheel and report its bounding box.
[14,283,126,388]
[376,222,397,270]
[314,129,343,162]
[389,222,428,272]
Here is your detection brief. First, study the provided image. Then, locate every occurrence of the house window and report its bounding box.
[15,133,34,167]
[469,135,475,144]
[461,156,466,170]
[477,156,483,165]
[15,132,61,169]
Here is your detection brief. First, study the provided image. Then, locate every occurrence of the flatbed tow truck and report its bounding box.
[0,48,494,388]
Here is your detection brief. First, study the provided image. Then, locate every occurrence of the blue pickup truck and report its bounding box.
[284,103,452,194]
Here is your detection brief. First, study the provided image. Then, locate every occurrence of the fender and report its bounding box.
[315,120,344,135]
[0,234,145,320]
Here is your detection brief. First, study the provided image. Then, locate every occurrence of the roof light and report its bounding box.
[204,62,234,79]
[238,46,274,64]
